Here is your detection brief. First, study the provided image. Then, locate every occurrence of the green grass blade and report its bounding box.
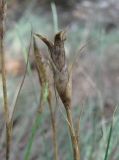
[51,2,58,33]
[24,113,42,160]
[104,121,113,160]
[104,105,118,160]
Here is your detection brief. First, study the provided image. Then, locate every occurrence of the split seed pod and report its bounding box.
[36,31,72,109]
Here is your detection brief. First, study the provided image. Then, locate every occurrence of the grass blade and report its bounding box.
[104,121,113,160]
[24,112,42,160]
[104,106,118,160]
[51,2,58,33]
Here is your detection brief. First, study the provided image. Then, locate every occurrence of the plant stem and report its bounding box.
[65,107,80,160]
[0,1,11,159]
[48,99,58,160]
[6,124,12,160]
[0,0,9,123]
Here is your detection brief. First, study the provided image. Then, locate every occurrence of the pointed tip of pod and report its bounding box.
[34,33,54,53]
[34,33,44,40]
[55,30,67,42]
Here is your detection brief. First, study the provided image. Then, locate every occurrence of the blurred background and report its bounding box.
[0,0,119,159]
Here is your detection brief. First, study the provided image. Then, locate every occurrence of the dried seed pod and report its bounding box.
[36,31,71,109]
[53,31,66,71]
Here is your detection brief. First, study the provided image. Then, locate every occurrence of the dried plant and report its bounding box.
[0,1,31,159]
[0,1,11,159]
[36,31,80,160]
[33,37,58,160]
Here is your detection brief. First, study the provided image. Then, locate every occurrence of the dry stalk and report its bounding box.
[48,95,58,160]
[33,37,58,160]
[10,32,32,122]
[36,31,80,160]
[0,0,11,159]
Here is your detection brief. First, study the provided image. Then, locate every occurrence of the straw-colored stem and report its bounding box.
[0,0,9,124]
[6,124,12,160]
[0,1,11,160]
[48,99,58,160]
[65,107,80,160]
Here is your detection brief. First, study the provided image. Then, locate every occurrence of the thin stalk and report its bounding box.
[48,98,58,160]
[6,124,12,160]
[14,29,38,102]
[76,103,84,142]
[65,107,80,160]
[0,0,11,159]
[10,31,32,122]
